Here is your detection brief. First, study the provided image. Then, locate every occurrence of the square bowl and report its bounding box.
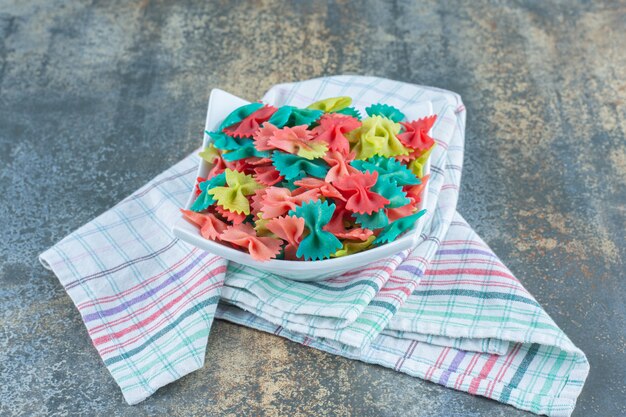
[172,89,432,281]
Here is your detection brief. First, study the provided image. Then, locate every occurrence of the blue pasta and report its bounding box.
[372,177,411,208]
[272,152,329,181]
[365,103,405,122]
[374,209,426,245]
[351,155,421,186]
[207,131,247,151]
[290,200,343,261]
[353,209,389,229]
[267,106,293,128]
[267,105,323,128]
[222,139,270,161]
[290,108,324,126]
[334,106,362,120]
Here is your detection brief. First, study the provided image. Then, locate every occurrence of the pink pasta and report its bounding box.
[259,187,320,219]
[397,115,437,151]
[265,215,305,260]
[220,223,282,261]
[323,150,360,182]
[333,171,390,215]
[253,164,284,186]
[180,209,228,240]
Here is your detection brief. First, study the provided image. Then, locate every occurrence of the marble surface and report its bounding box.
[0,0,624,416]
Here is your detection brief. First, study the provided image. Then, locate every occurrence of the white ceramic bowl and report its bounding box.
[172,89,432,281]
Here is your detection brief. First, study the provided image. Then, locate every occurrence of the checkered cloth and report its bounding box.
[40,76,588,417]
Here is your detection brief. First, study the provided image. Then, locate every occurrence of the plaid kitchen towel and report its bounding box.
[39,76,589,417]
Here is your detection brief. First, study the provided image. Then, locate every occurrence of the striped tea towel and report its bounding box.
[40,76,589,417]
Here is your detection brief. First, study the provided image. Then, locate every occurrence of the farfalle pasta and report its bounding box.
[313,114,361,155]
[207,168,262,215]
[182,96,434,261]
[290,200,342,261]
[333,171,390,215]
[348,115,409,160]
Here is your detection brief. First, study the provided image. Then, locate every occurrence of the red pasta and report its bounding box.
[265,215,305,260]
[207,156,227,179]
[224,105,278,138]
[267,125,328,158]
[323,198,352,235]
[224,158,256,175]
[253,164,284,186]
[253,123,279,151]
[180,209,228,240]
[250,189,267,216]
[258,186,320,219]
[404,174,429,203]
[386,202,416,222]
[333,171,390,215]
[312,113,361,155]
[194,177,204,196]
[332,227,374,241]
[397,115,437,151]
[215,205,247,224]
[293,177,345,201]
[220,223,282,261]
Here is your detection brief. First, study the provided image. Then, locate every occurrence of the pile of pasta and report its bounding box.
[181,96,436,261]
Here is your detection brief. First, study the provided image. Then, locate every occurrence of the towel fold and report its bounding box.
[40,76,588,417]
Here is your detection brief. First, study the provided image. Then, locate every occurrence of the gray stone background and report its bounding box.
[1,0,624,416]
